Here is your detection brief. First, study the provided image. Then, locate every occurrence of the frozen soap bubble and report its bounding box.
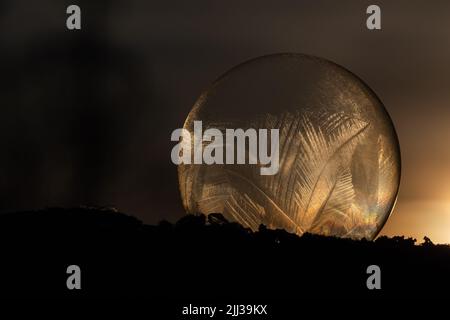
[178,53,400,240]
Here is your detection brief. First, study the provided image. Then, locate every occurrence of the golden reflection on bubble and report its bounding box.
[178,54,401,240]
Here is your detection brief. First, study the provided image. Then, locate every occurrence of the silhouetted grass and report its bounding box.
[0,207,447,299]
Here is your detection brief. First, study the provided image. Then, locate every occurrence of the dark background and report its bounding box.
[1,1,450,242]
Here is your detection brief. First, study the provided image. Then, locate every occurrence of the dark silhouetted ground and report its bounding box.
[0,207,448,301]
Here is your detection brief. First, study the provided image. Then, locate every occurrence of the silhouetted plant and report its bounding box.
[0,207,449,299]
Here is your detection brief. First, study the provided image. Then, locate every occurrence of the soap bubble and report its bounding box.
[178,53,400,240]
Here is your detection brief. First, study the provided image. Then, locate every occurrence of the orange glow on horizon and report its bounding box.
[379,199,450,244]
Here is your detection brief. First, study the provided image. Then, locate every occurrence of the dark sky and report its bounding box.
[1,0,450,242]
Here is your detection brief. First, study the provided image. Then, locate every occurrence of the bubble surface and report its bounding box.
[178,53,400,240]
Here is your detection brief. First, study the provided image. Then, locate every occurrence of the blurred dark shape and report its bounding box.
[376,235,417,248]
[0,207,448,300]
[207,213,229,225]
[158,219,173,229]
[175,213,206,230]
[422,236,434,247]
